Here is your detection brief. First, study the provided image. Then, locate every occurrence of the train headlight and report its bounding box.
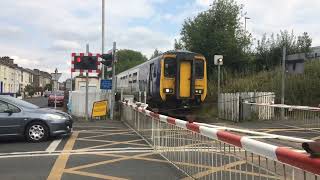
[195,89,203,94]
[163,88,173,93]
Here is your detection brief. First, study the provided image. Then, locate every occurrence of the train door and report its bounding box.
[148,63,154,96]
[179,61,191,97]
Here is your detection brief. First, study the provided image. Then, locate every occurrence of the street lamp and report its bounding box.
[244,17,250,31]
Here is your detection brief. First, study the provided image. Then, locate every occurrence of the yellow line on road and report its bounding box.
[66,152,155,171]
[47,132,79,180]
[64,169,128,180]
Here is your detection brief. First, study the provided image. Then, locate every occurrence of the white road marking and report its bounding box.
[46,139,62,153]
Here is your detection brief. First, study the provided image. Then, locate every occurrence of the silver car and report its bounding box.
[0,95,73,142]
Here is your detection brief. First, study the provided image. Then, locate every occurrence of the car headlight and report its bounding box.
[44,114,67,121]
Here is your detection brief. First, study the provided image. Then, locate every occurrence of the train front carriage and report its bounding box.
[158,51,207,107]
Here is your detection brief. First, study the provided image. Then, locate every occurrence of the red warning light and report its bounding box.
[77,57,81,63]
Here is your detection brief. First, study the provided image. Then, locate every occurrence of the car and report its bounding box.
[48,92,64,107]
[44,91,52,97]
[0,95,73,142]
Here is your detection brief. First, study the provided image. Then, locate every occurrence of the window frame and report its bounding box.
[195,59,204,79]
[0,100,21,113]
[164,58,176,78]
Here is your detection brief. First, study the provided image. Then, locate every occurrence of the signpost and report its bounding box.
[51,68,62,109]
[100,79,112,90]
[92,100,108,118]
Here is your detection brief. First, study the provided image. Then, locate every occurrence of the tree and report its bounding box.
[24,85,35,97]
[150,49,160,59]
[174,39,183,50]
[179,0,252,75]
[297,32,312,53]
[255,31,313,71]
[116,49,147,74]
[44,83,52,91]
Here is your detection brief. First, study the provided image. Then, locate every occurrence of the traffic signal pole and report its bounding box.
[101,0,105,79]
[85,44,89,121]
[110,42,116,120]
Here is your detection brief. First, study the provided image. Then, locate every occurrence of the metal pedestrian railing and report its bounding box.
[120,101,320,180]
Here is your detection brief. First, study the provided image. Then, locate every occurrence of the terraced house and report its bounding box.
[0,56,51,95]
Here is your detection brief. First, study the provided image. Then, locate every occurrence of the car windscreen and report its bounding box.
[0,96,39,109]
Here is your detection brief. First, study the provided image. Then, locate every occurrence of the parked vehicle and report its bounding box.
[48,92,64,107]
[44,91,52,97]
[0,95,72,142]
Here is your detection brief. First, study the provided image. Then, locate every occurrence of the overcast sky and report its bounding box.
[0,0,319,81]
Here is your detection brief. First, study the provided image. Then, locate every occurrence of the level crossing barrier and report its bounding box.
[120,101,320,180]
[243,103,320,129]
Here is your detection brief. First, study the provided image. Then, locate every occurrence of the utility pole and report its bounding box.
[281,46,286,120]
[85,44,89,121]
[245,17,250,31]
[101,0,105,79]
[110,41,116,120]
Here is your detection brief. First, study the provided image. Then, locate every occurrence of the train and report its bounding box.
[116,50,207,109]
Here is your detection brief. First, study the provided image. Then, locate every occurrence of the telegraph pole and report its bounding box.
[281,46,286,120]
[85,44,89,121]
[101,0,105,79]
[54,68,58,110]
[110,42,116,120]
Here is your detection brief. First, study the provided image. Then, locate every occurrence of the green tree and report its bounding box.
[255,31,313,71]
[150,49,160,59]
[24,85,35,97]
[44,83,52,91]
[116,49,147,74]
[179,0,252,75]
[174,39,183,50]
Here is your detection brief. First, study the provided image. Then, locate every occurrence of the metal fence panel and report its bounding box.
[121,102,320,180]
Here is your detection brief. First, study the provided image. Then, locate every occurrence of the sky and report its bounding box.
[0,0,319,81]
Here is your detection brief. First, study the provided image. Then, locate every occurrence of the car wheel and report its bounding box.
[25,122,49,142]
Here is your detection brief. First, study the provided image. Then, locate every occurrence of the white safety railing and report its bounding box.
[243,103,320,128]
[120,101,320,180]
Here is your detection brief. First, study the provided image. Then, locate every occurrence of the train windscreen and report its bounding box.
[164,58,176,78]
[195,60,204,79]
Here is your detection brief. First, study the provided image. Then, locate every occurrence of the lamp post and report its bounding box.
[214,55,223,118]
[245,17,250,31]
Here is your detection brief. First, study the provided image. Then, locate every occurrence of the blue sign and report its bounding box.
[100,79,112,90]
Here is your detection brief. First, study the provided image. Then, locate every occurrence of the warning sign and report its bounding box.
[92,100,108,117]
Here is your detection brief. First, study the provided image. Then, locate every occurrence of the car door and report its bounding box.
[0,100,23,136]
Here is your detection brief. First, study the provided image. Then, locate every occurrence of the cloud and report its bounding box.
[51,40,81,51]
[0,25,22,35]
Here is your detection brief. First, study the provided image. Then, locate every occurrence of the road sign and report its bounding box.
[51,73,62,81]
[100,79,112,90]
[92,100,108,118]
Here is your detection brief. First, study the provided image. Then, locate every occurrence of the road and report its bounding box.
[1,96,318,180]
[0,97,186,180]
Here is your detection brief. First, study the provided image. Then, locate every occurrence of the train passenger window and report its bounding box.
[164,58,176,78]
[195,60,204,79]
[133,72,137,76]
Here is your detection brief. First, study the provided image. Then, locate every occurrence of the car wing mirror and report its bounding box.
[4,109,13,116]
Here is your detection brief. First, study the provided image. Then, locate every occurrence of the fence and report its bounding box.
[243,103,320,129]
[120,101,320,180]
[218,92,275,122]
[69,90,112,117]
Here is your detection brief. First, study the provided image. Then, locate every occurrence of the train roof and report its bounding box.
[116,50,204,76]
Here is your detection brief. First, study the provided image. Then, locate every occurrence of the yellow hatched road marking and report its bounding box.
[77,139,149,150]
[64,169,128,180]
[47,131,79,180]
[66,152,155,171]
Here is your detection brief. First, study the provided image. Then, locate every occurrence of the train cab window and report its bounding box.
[164,58,176,78]
[195,60,204,79]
